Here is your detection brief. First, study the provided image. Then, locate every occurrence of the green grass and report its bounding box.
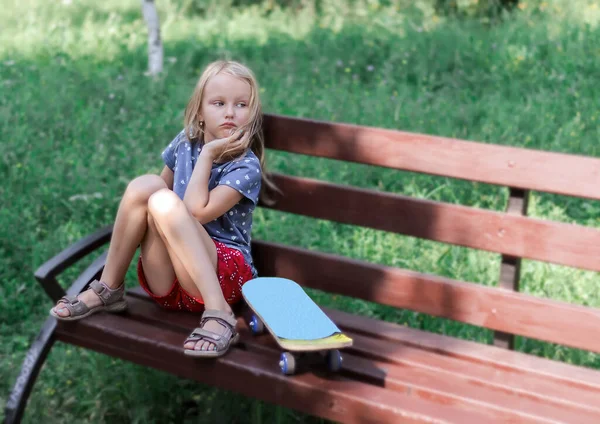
[2,0,600,422]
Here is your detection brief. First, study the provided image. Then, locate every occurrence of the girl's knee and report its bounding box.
[147,188,181,220]
[125,174,167,205]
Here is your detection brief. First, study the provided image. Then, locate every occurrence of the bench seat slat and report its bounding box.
[57,291,600,423]
[338,354,600,423]
[128,288,600,402]
[264,173,600,272]
[126,291,600,414]
[323,307,600,391]
[128,288,600,407]
[342,332,600,414]
[238,335,574,423]
[56,309,499,424]
[241,328,600,422]
[264,114,600,201]
[253,240,600,354]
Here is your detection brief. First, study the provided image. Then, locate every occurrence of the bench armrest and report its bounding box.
[34,225,113,302]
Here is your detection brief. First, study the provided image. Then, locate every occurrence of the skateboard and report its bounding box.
[241,277,353,375]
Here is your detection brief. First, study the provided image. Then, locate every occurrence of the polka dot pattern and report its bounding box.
[137,240,253,313]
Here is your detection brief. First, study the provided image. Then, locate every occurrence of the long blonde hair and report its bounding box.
[184,60,278,204]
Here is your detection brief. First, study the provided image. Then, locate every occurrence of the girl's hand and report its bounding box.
[201,128,248,162]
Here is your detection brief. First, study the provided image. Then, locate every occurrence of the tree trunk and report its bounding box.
[141,0,163,76]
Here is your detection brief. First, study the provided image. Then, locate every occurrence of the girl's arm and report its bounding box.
[185,138,250,228]
[160,165,174,190]
[184,130,247,224]
[184,153,243,224]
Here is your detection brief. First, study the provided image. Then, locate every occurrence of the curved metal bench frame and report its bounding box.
[5,226,113,424]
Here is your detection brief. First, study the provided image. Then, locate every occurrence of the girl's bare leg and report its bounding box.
[147,188,232,352]
[52,175,169,317]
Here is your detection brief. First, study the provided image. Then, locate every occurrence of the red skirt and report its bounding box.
[137,239,253,313]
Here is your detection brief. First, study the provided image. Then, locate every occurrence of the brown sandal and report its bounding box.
[183,309,239,358]
[50,279,127,321]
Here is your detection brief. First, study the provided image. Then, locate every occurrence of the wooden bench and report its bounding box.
[7,114,600,423]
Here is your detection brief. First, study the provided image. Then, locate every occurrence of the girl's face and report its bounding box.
[200,73,252,143]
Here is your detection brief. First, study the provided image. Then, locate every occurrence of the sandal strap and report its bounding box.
[200,309,237,328]
[58,294,78,305]
[185,328,231,351]
[185,310,238,351]
[57,295,90,316]
[89,279,124,306]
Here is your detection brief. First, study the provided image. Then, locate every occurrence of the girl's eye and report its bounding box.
[237,103,247,108]
[214,101,224,106]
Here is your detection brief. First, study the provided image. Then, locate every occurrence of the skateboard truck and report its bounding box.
[277,350,344,375]
[250,314,344,376]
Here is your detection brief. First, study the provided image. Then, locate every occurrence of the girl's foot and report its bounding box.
[52,288,103,318]
[183,309,239,357]
[50,280,127,321]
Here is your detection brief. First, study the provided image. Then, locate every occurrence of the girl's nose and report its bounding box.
[225,105,234,118]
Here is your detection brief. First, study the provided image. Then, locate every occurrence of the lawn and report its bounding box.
[1,0,599,422]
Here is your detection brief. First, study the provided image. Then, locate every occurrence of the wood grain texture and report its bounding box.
[56,310,496,424]
[129,289,600,415]
[253,240,600,353]
[319,306,600,391]
[54,290,600,424]
[264,114,600,200]
[262,174,600,272]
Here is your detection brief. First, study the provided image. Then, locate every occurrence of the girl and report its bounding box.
[50,60,273,358]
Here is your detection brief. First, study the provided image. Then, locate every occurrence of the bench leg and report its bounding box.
[5,318,57,424]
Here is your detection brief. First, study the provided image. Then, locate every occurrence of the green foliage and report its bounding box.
[181,0,520,21]
[1,0,599,422]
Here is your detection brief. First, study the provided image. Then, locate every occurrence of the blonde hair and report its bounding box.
[183,60,278,204]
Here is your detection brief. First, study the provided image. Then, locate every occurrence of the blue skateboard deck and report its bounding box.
[242,277,353,352]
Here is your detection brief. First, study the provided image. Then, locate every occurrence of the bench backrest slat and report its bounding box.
[259,114,600,353]
[264,114,600,201]
[253,241,600,354]
[265,173,600,272]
